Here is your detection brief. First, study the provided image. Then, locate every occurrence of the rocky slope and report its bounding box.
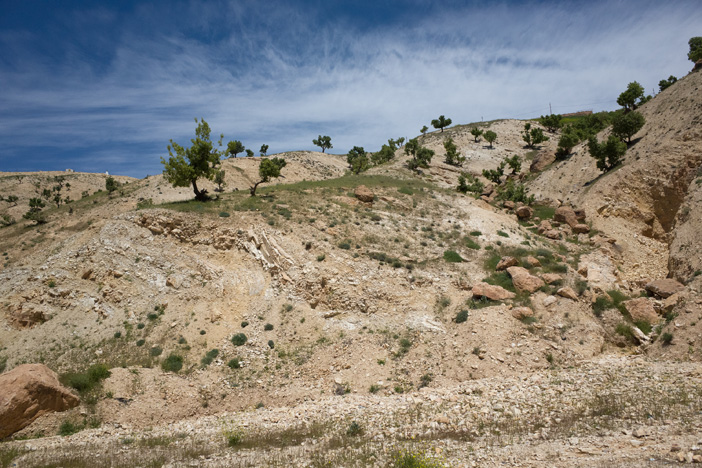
[0,64,701,468]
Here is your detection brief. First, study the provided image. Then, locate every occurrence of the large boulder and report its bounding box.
[554,206,579,228]
[0,364,80,438]
[506,266,545,294]
[623,297,660,324]
[515,205,533,220]
[354,185,374,203]
[645,279,684,299]
[529,150,556,173]
[472,282,516,301]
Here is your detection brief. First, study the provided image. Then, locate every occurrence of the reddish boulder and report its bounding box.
[554,206,578,228]
[511,307,534,319]
[573,224,590,234]
[645,279,684,298]
[354,185,374,203]
[0,364,80,438]
[542,273,563,284]
[472,282,516,301]
[529,150,556,173]
[623,297,660,324]
[506,266,545,294]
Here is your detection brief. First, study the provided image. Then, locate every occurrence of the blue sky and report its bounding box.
[0,0,700,178]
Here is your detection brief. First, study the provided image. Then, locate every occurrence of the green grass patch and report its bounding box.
[60,363,111,394]
[463,236,480,250]
[443,250,464,262]
[483,271,515,293]
[532,205,555,220]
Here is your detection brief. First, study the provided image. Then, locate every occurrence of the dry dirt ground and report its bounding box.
[1,69,701,467]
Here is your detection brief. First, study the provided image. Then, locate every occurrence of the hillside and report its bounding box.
[1,68,702,467]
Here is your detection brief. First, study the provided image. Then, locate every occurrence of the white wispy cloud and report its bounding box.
[0,0,700,177]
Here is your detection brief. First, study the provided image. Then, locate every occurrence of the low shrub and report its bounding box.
[231,333,248,346]
[62,363,112,394]
[228,358,241,369]
[201,349,219,367]
[454,309,469,323]
[161,354,184,373]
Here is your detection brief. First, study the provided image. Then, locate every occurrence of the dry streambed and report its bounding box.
[3,355,702,467]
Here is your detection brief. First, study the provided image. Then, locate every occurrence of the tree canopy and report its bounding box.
[347,146,369,174]
[470,127,483,142]
[431,115,452,133]
[260,144,269,156]
[658,75,677,92]
[443,137,463,166]
[404,138,434,171]
[522,122,549,149]
[161,118,224,201]
[612,111,645,144]
[312,135,333,153]
[250,158,286,196]
[539,114,562,132]
[483,130,497,148]
[588,135,626,172]
[689,37,702,63]
[616,81,645,111]
[227,140,245,158]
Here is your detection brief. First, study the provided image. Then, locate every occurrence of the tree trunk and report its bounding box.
[192,179,208,201]
[249,180,262,197]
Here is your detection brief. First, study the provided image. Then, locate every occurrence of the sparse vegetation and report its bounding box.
[161,354,184,373]
[231,333,248,346]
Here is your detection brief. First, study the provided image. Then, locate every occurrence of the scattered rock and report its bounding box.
[81,269,93,280]
[496,256,518,271]
[525,256,541,267]
[663,293,681,313]
[511,307,534,319]
[0,364,80,439]
[506,267,545,294]
[645,279,684,298]
[542,273,562,284]
[537,220,553,234]
[472,282,516,301]
[354,185,374,203]
[556,287,579,301]
[503,201,515,210]
[543,295,558,307]
[573,224,590,234]
[544,229,561,240]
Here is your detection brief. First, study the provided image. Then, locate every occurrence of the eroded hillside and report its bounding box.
[1,67,701,468]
